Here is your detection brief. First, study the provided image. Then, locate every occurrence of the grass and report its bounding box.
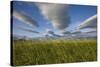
[12,39,97,66]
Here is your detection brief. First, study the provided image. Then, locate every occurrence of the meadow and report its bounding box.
[12,39,97,66]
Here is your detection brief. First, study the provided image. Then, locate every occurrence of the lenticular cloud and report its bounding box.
[36,3,70,31]
[13,10,39,27]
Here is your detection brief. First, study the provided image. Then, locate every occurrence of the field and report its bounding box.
[12,39,97,66]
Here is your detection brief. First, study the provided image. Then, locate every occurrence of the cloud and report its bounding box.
[78,14,97,29]
[36,3,70,31]
[72,31,82,34]
[85,30,97,33]
[46,29,62,37]
[61,31,71,34]
[13,10,39,27]
[18,27,40,34]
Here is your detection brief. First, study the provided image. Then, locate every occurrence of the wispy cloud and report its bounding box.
[36,3,70,31]
[13,10,39,27]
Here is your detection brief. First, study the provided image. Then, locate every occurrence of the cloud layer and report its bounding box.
[36,3,70,31]
[78,14,97,29]
[13,10,39,27]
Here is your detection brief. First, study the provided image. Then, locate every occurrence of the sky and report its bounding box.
[12,1,97,38]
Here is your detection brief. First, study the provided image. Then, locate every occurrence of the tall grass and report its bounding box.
[12,39,97,66]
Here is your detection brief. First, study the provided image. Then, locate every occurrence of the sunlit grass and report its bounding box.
[12,39,97,66]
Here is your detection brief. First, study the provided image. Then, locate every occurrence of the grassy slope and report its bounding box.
[12,39,97,66]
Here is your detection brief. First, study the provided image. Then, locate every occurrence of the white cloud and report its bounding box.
[36,3,70,31]
[78,14,97,29]
[84,30,97,33]
[13,10,39,27]
[18,27,40,34]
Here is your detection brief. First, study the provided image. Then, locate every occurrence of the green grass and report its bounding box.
[12,39,97,66]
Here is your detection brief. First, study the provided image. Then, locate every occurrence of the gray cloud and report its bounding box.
[36,3,70,31]
[78,14,97,29]
[13,10,39,27]
[62,31,71,34]
[72,31,82,34]
[46,29,62,37]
